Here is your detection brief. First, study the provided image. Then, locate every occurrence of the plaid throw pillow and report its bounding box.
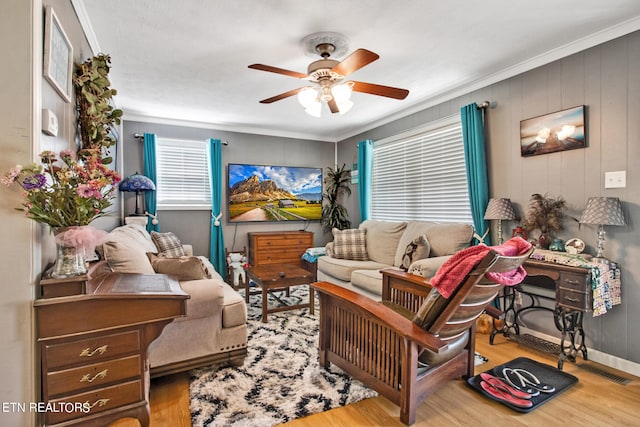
[151,231,186,257]
[332,228,369,261]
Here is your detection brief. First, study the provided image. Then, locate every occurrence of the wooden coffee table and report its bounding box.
[245,263,315,322]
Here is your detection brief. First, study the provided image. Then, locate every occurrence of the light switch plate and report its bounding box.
[605,171,626,188]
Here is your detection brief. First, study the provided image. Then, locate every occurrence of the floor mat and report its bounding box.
[468,357,578,412]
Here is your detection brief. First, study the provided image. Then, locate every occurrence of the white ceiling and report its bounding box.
[74,0,640,142]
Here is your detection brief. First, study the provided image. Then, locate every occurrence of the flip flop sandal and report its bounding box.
[479,372,537,399]
[502,368,556,394]
[480,380,534,409]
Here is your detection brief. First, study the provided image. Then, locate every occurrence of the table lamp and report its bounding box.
[484,198,516,244]
[119,172,156,216]
[579,197,625,263]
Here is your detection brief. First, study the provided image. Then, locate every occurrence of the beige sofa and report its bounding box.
[99,224,247,377]
[317,220,474,299]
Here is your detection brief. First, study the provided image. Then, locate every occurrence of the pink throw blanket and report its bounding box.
[430,237,532,298]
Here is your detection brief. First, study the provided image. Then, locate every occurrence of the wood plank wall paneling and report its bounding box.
[337,30,640,368]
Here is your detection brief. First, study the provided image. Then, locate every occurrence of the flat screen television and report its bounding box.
[227,163,323,223]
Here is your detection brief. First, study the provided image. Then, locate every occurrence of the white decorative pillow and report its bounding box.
[400,235,431,271]
[332,228,369,261]
[151,231,186,257]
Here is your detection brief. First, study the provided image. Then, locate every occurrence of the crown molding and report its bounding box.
[70,0,101,55]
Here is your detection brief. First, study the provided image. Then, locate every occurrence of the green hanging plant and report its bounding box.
[73,53,123,164]
[321,164,352,232]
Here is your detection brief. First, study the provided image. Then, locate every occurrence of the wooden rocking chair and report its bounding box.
[311,248,532,425]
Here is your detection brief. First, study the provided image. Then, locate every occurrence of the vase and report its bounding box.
[51,228,88,278]
[538,232,551,250]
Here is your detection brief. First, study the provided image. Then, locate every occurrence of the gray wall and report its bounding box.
[339,31,640,367]
[122,121,335,257]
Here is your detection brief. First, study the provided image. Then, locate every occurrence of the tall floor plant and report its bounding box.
[322,164,351,232]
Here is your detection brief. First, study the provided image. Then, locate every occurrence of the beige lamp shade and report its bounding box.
[579,197,626,226]
[484,198,516,220]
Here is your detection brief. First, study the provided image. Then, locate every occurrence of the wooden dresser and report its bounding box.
[35,268,188,427]
[248,231,314,267]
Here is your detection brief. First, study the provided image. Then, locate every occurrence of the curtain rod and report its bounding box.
[132,133,230,145]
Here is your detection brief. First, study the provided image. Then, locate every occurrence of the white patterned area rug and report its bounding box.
[189,286,378,427]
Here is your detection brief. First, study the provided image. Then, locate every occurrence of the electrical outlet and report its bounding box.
[604,171,626,188]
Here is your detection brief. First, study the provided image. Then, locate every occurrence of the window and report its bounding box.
[371,116,473,223]
[156,138,211,209]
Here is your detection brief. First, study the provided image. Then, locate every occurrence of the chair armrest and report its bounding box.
[312,281,448,353]
[380,268,434,308]
[484,305,504,319]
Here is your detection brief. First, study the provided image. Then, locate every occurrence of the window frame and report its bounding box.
[370,115,473,224]
[155,137,212,211]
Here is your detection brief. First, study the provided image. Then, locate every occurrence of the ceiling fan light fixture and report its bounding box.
[297,87,318,108]
[331,82,353,103]
[337,100,354,114]
[305,100,322,118]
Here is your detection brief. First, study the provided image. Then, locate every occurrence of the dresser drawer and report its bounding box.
[45,379,143,425]
[255,236,312,250]
[46,355,142,397]
[557,288,590,311]
[44,330,140,370]
[558,271,589,292]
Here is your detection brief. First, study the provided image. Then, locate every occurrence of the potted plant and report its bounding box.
[521,193,566,248]
[321,164,351,232]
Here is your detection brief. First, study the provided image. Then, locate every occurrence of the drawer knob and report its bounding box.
[564,296,580,303]
[79,345,108,358]
[84,398,110,409]
[80,369,108,383]
[565,279,580,285]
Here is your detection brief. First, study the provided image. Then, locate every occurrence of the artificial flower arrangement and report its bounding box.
[2,150,121,226]
[2,149,121,276]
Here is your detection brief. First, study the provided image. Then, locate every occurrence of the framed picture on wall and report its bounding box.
[520,105,586,157]
[43,6,73,103]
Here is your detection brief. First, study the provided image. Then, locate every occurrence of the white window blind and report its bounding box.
[156,138,211,209]
[371,118,473,223]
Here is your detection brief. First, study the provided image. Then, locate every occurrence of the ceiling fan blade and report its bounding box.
[248,64,308,79]
[327,98,340,114]
[350,81,409,100]
[331,49,379,77]
[259,87,304,104]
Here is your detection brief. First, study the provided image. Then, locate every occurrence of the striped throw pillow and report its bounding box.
[332,228,369,261]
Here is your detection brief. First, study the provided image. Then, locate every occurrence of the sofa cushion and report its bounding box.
[102,225,157,274]
[359,220,407,265]
[332,228,369,261]
[221,283,248,328]
[399,235,431,271]
[422,222,474,257]
[351,267,402,296]
[146,253,211,281]
[318,256,388,282]
[151,231,187,257]
[407,255,453,278]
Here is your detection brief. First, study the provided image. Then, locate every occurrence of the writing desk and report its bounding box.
[490,259,591,369]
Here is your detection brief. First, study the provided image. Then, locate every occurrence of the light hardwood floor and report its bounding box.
[110,334,640,427]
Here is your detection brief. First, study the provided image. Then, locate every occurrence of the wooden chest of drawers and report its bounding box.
[248,231,314,267]
[35,270,188,426]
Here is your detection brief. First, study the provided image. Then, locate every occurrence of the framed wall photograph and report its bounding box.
[520,105,586,157]
[43,6,73,102]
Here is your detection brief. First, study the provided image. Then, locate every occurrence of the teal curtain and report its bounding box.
[143,133,159,232]
[208,138,226,277]
[460,104,490,245]
[357,140,374,221]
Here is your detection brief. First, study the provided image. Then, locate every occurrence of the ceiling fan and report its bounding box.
[248,33,409,117]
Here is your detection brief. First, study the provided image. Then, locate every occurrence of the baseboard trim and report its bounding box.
[519,327,640,378]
